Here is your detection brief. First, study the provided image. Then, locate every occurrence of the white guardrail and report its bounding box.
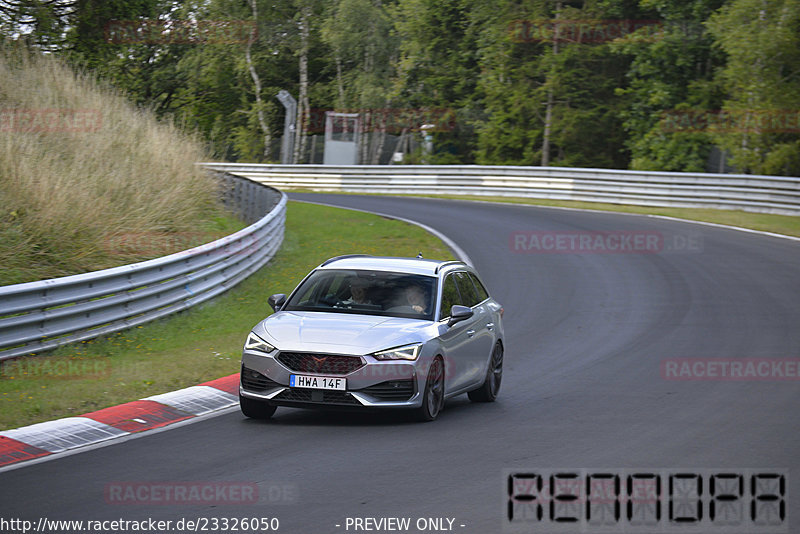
[200,163,800,216]
[0,173,286,361]
[1,164,797,360]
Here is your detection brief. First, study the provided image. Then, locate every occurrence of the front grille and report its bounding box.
[358,380,416,401]
[241,367,281,391]
[277,352,365,375]
[274,388,362,406]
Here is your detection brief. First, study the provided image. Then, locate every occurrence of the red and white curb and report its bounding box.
[0,373,240,469]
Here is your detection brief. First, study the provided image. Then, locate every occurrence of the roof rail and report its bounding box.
[434,260,466,274]
[320,254,373,267]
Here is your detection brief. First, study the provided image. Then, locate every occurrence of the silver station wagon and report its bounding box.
[239,255,504,421]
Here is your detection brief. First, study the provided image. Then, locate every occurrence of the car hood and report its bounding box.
[256,311,432,355]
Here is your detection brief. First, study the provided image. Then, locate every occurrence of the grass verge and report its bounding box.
[0,201,455,430]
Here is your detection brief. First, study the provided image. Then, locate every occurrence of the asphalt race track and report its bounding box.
[2,194,799,534]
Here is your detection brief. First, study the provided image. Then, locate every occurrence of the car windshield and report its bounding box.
[283,269,437,321]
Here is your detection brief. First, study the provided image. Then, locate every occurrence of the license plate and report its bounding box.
[289,374,346,391]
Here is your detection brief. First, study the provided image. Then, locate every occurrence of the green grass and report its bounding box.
[0,201,455,430]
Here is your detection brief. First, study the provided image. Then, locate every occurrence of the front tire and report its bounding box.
[240,395,277,419]
[417,357,445,421]
[468,342,503,402]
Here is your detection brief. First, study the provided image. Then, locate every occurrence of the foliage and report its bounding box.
[707,0,800,175]
[1,0,798,174]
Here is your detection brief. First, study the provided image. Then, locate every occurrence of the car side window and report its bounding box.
[468,272,489,302]
[454,271,480,307]
[439,274,461,319]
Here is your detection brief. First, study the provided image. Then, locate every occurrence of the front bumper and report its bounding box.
[240,350,422,408]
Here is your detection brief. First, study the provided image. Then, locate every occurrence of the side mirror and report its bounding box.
[447,305,473,327]
[268,293,286,313]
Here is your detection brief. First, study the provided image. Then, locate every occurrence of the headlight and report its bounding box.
[244,332,276,353]
[373,343,422,361]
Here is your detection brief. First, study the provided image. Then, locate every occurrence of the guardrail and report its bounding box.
[200,163,800,216]
[0,173,286,361]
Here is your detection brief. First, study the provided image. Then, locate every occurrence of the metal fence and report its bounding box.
[0,174,286,361]
[200,163,800,216]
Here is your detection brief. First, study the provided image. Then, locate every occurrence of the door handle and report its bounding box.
[486,322,494,330]
[467,329,476,337]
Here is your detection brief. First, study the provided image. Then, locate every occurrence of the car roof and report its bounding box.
[316,255,467,276]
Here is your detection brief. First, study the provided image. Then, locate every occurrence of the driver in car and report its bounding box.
[404,283,428,314]
[342,278,372,305]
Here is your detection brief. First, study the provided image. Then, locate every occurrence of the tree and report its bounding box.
[0,0,77,49]
[293,2,312,163]
[612,0,728,172]
[64,0,196,119]
[475,0,634,168]
[321,0,399,163]
[707,0,800,175]
[245,0,271,159]
[392,0,483,162]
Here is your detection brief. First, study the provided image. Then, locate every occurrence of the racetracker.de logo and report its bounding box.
[305,107,455,134]
[508,19,663,44]
[0,357,111,381]
[511,231,661,253]
[660,109,800,133]
[104,482,259,505]
[0,109,102,133]
[102,231,259,258]
[104,20,255,45]
[510,230,703,254]
[661,358,800,381]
